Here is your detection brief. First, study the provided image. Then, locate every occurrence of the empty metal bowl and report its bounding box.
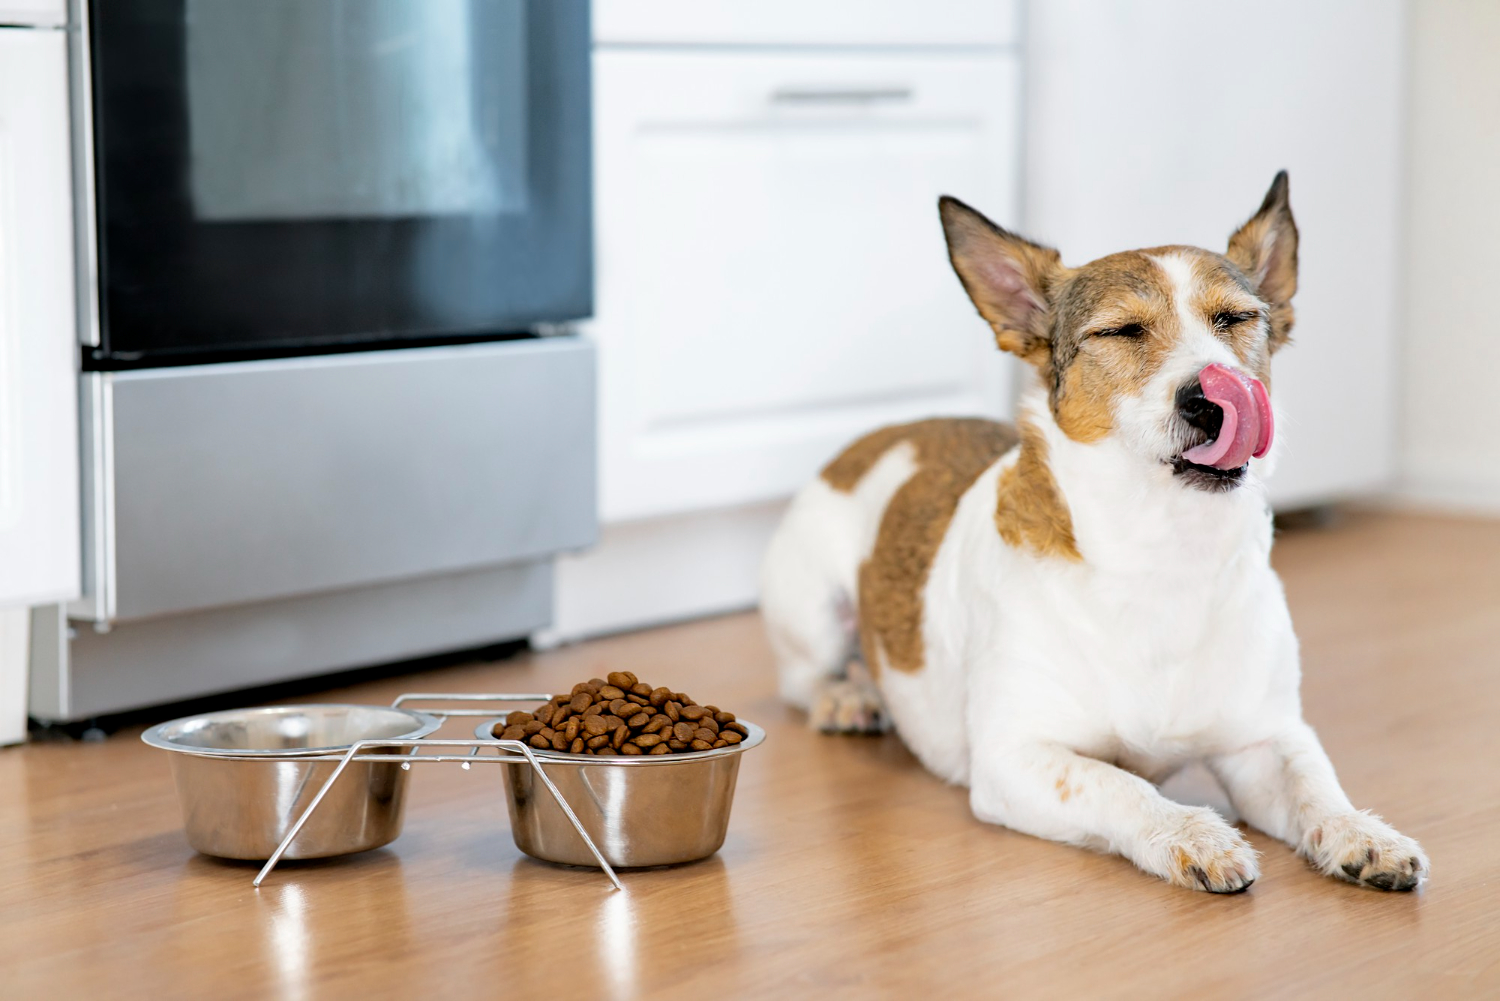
[474,717,766,868]
[142,704,441,861]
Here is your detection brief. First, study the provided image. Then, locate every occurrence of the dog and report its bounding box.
[759,173,1427,893]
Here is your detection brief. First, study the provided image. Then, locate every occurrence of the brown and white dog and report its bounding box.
[760,174,1427,893]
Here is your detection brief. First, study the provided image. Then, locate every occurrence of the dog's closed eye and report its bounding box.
[1212,310,1259,331]
[1091,322,1146,338]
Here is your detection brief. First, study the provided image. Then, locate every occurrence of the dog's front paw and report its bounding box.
[810,677,890,734]
[1150,808,1260,894]
[1304,812,1428,891]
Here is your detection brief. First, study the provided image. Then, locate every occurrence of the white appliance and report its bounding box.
[1026,0,1405,507]
[549,0,1023,641]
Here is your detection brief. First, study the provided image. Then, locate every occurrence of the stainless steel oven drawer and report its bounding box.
[79,338,596,623]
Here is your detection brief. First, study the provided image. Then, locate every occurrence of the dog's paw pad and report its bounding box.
[1307,813,1427,891]
[810,678,890,734]
[1158,809,1259,894]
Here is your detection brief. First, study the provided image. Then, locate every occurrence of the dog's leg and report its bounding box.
[1209,721,1428,891]
[970,743,1259,893]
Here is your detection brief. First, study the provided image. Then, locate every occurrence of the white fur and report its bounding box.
[761,255,1427,892]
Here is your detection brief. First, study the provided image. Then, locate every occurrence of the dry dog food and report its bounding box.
[495,672,748,756]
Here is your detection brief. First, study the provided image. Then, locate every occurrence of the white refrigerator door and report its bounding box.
[1026,0,1404,507]
[0,29,80,608]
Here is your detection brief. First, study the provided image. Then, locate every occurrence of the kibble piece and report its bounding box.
[690,739,713,751]
[649,743,672,755]
[609,698,632,717]
[606,671,634,689]
[633,732,665,748]
[501,725,526,741]
[536,703,556,727]
[586,733,611,749]
[680,705,709,722]
[625,693,649,706]
[505,710,531,727]
[611,725,628,749]
[582,715,609,736]
[714,711,736,725]
[620,742,644,755]
[529,734,550,749]
[587,678,606,690]
[571,682,592,697]
[698,717,719,735]
[551,731,569,751]
[630,682,652,696]
[721,730,743,744]
[725,722,749,736]
[596,746,618,756]
[673,692,692,705]
[694,727,716,743]
[564,718,581,742]
[522,720,545,736]
[598,684,625,701]
[665,702,681,722]
[584,702,605,717]
[673,721,696,743]
[649,687,671,707]
[570,737,585,754]
[713,739,728,748]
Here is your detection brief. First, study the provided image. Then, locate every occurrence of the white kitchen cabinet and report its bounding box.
[0,28,78,742]
[1026,0,1405,507]
[0,29,78,609]
[592,50,1021,523]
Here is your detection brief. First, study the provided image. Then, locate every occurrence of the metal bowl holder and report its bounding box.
[247,694,623,891]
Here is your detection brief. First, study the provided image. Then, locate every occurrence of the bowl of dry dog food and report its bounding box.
[476,671,765,868]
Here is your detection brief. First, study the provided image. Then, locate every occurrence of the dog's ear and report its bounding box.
[939,196,1064,364]
[1227,171,1298,350]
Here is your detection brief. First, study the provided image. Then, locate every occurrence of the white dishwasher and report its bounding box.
[550,2,1024,640]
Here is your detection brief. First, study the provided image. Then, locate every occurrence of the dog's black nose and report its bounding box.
[1176,378,1224,440]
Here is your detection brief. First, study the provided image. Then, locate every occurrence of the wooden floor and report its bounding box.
[4,510,1499,999]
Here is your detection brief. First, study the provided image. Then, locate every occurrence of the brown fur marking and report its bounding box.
[996,420,1082,562]
[822,418,1019,676]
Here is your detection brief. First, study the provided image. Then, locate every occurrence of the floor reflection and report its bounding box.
[251,853,412,998]
[501,855,740,997]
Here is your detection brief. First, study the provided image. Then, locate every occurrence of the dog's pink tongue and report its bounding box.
[1182,364,1273,469]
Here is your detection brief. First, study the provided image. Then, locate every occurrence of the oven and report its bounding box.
[34,0,598,723]
[88,0,591,367]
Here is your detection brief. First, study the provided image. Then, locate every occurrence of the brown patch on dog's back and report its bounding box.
[996,420,1081,562]
[820,423,923,493]
[823,418,1018,676]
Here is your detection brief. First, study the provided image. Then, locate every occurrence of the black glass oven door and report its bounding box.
[89,0,591,367]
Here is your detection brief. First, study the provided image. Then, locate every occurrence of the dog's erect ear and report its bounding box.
[1226,171,1299,350]
[939,196,1064,364]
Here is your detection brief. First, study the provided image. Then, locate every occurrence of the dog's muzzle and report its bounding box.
[1175,364,1274,470]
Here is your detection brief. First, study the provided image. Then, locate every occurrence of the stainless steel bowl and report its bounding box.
[474,718,766,868]
[142,704,441,861]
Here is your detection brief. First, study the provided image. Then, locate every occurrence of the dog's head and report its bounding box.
[939,173,1298,493]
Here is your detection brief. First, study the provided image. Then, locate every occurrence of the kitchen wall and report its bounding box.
[1397,0,1500,511]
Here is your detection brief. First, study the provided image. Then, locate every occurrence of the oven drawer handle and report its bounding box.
[770,86,914,106]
